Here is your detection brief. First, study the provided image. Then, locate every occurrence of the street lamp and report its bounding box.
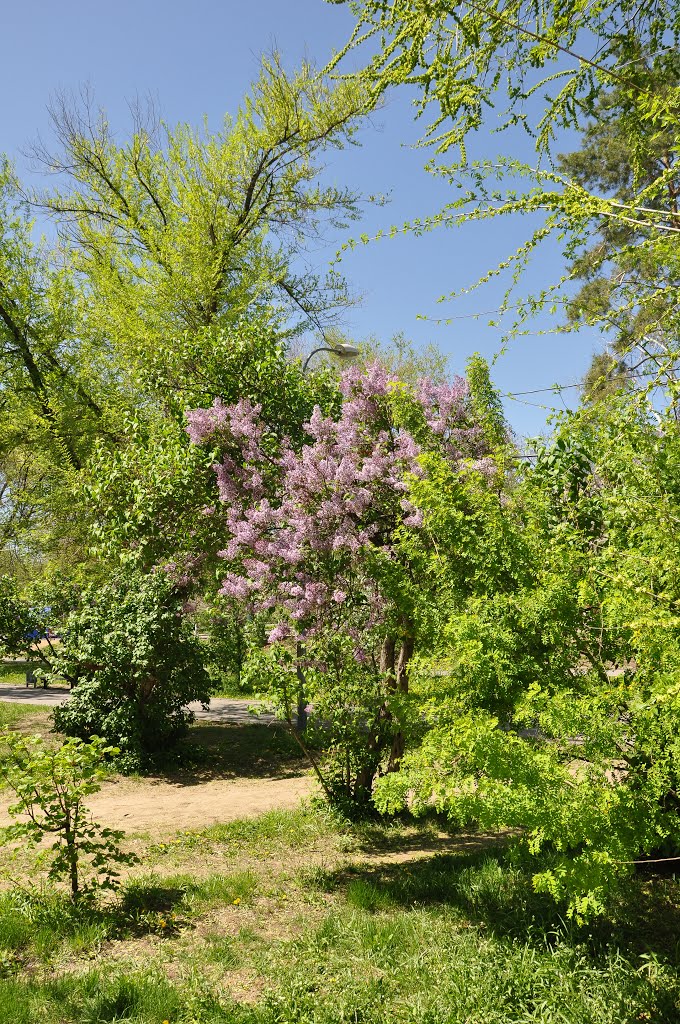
[302,341,360,373]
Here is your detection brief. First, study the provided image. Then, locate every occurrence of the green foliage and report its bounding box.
[0,576,44,656]
[81,325,340,575]
[555,50,680,391]
[369,390,680,918]
[466,353,511,455]
[202,607,268,694]
[242,635,407,810]
[0,54,369,580]
[51,570,210,765]
[353,330,450,385]
[0,733,136,902]
[333,3,680,379]
[333,0,676,157]
[35,58,371,372]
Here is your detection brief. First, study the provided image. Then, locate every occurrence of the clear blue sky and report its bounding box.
[1,0,604,438]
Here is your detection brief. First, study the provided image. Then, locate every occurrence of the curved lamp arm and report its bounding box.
[302,344,360,373]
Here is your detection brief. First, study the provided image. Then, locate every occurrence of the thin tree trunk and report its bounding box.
[295,640,308,733]
[387,634,414,774]
[64,815,79,902]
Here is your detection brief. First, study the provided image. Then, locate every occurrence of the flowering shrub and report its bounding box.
[188,362,497,803]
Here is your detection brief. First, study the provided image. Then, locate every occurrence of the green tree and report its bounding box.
[51,570,211,766]
[354,331,449,385]
[375,391,680,918]
[556,50,680,397]
[1,56,373,574]
[0,160,117,571]
[30,59,371,411]
[0,160,106,473]
[332,2,680,373]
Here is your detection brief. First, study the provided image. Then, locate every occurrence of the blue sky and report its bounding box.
[1,0,605,438]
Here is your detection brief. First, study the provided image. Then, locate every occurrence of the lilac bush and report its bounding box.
[187,363,494,803]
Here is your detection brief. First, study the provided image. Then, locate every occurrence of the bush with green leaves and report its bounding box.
[51,570,210,765]
[374,393,680,919]
[242,635,408,812]
[0,733,136,902]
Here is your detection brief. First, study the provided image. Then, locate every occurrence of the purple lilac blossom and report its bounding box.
[187,364,493,657]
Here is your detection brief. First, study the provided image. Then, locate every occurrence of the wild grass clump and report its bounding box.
[162,802,350,856]
[0,806,679,1022]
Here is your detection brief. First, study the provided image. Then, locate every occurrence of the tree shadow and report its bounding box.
[119,882,187,915]
[316,846,680,965]
[145,722,309,785]
[352,818,510,859]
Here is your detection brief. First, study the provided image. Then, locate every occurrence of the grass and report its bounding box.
[178,722,305,780]
[208,673,258,699]
[0,713,678,1022]
[0,663,29,686]
[0,805,678,1022]
[0,702,52,731]
[0,659,68,688]
[153,803,349,857]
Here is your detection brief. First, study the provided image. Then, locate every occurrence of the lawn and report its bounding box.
[0,702,52,732]
[0,663,29,687]
[0,720,678,1023]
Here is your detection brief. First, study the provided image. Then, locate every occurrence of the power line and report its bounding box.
[421,302,553,322]
[504,368,667,398]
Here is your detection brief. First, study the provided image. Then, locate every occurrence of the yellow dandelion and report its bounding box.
[232,897,241,905]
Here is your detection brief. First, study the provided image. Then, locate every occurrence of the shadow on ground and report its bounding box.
[313,844,680,965]
[148,723,309,785]
[352,820,510,860]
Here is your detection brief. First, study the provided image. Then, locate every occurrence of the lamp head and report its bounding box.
[331,342,360,359]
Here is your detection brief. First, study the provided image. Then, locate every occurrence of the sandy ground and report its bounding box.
[88,774,314,833]
[0,772,314,835]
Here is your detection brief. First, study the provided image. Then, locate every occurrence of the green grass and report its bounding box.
[0,662,29,686]
[1,808,680,1022]
[0,659,67,688]
[175,722,306,780]
[158,803,348,857]
[248,906,678,1024]
[208,672,259,699]
[0,971,186,1024]
[0,869,260,972]
[0,702,52,730]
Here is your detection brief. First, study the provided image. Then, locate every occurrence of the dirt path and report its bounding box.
[0,772,314,835]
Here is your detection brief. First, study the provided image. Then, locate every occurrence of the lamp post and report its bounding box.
[302,341,360,373]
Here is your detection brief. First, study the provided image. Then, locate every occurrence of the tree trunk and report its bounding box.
[64,816,79,902]
[386,633,414,774]
[295,640,308,733]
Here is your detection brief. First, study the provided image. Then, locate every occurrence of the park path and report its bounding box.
[0,768,313,834]
[0,685,312,833]
[0,685,275,725]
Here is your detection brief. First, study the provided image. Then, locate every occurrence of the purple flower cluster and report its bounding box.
[187,364,491,650]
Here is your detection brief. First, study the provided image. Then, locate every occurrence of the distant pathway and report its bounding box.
[0,685,275,725]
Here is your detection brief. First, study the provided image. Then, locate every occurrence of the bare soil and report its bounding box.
[0,773,314,834]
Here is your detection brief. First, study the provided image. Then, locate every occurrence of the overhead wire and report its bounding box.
[503,368,668,399]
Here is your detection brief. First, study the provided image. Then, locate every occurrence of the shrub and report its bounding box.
[51,570,210,765]
[0,733,136,902]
